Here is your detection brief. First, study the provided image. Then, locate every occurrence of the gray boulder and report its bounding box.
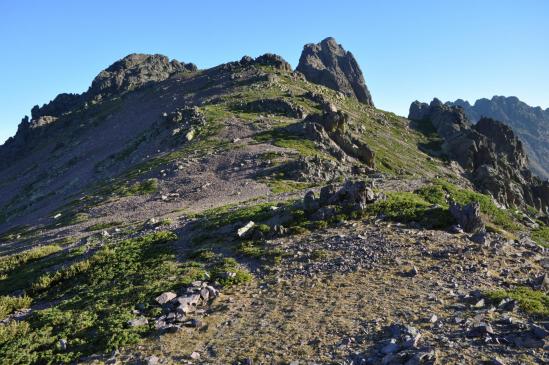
[449,201,486,234]
[297,37,374,106]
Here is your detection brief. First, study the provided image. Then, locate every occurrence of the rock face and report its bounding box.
[297,37,374,106]
[409,99,549,213]
[88,53,196,98]
[447,96,549,179]
[291,100,376,170]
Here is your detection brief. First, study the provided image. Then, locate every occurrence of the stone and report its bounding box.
[428,314,438,323]
[303,191,320,213]
[449,201,486,234]
[254,53,292,71]
[473,298,485,308]
[407,266,419,277]
[533,273,549,291]
[470,231,487,244]
[59,339,67,351]
[468,323,494,337]
[177,294,201,306]
[531,324,548,339]
[297,37,374,106]
[380,339,400,354]
[146,355,160,365]
[206,285,219,298]
[448,224,463,234]
[237,221,255,238]
[127,317,149,327]
[189,318,203,328]
[488,357,506,365]
[200,288,210,301]
[155,291,177,305]
[310,206,336,222]
[190,351,201,360]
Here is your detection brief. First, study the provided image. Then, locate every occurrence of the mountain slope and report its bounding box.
[448,96,549,179]
[0,39,547,365]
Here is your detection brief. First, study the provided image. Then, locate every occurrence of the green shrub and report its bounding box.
[237,242,264,258]
[0,231,181,363]
[417,179,521,232]
[0,245,62,275]
[0,295,32,319]
[486,287,548,317]
[366,191,454,228]
[532,226,549,248]
[86,221,123,232]
[211,258,252,287]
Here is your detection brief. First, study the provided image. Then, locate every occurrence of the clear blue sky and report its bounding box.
[1,0,548,143]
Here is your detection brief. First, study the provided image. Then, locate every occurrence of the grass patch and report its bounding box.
[210,257,252,287]
[112,178,159,197]
[264,178,314,194]
[417,179,521,232]
[196,202,278,229]
[0,295,32,319]
[254,127,324,158]
[486,287,549,317]
[532,226,549,248]
[86,221,123,232]
[0,245,62,276]
[366,191,453,228]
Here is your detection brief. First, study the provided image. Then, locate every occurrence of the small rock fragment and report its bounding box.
[155,291,177,305]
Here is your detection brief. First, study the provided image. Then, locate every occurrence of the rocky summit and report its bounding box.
[297,37,374,106]
[0,38,547,365]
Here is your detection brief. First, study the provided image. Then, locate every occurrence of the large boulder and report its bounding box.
[449,201,485,234]
[297,37,374,106]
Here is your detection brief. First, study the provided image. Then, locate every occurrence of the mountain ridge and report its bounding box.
[0,38,547,365]
[446,95,549,179]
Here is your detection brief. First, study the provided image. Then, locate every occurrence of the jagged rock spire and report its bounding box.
[297,37,374,106]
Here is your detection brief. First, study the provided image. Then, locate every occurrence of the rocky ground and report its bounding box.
[115,217,548,365]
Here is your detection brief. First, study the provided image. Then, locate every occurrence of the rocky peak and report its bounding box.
[297,37,374,106]
[409,99,549,212]
[253,53,292,72]
[88,53,196,98]
[447,96,549,179]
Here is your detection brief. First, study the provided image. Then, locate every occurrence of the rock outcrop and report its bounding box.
[447,96,549,179]
[409,99,549,213]
[293,101,375,169]
[297,37,374,106]
[88,53,196,99]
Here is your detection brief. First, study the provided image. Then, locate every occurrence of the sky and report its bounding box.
[0,0,548,144]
